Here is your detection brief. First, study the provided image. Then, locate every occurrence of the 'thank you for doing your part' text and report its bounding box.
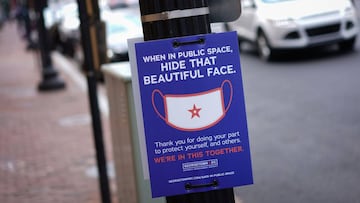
[141,46,236,85]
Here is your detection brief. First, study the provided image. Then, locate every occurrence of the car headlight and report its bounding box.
[268,18,297,28]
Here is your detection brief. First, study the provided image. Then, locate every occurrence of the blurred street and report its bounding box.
[0,22,116,203]
[1,3,360,203]
[235,25,360,203]
[234,3,360,202]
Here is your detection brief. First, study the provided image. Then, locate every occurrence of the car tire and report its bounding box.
[47,25,60,51]
[256,31,274,61]
[338,37,356,53]
[62,38,75,58]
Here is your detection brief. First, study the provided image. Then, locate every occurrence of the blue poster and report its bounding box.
[134,32,253,197]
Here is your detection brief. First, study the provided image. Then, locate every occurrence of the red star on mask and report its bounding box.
[188,104,202,119]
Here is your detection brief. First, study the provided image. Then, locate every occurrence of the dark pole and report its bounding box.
[139,0,211,40]
[138,0,235,202]
[34,0,65,91]
[76,0,111,203]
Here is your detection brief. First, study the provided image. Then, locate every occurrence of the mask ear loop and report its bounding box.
[152,89,166,121]
[221,80,233,113]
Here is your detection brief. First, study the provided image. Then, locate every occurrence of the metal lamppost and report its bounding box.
[34,0,65,91]
[76,0,111,203]
[138,0,235,202]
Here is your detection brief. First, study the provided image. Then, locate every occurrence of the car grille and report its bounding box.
[306,23,341,37]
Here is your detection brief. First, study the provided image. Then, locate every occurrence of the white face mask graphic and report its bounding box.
[152,80,233,131]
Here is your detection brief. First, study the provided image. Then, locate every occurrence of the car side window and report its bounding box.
[242,0,255,8]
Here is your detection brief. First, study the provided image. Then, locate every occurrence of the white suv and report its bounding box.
[227,0,359,60]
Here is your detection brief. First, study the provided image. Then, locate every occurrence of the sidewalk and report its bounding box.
[0,22,116,203]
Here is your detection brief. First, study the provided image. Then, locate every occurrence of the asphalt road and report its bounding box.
[234,36,360,202]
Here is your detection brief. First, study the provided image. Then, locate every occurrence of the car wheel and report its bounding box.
[338,37,356,52]
[47,25,60,51]
[63,38,75,58]
[256,32,274,61]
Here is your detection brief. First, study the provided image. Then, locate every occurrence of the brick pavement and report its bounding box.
[0,22,116,203]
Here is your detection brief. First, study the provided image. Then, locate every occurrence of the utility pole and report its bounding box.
[34,0,65,91]
[76,1,111,203]
[140,0,211,40]
[138,0,235,202]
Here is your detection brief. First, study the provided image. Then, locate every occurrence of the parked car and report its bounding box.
[226,0,359,61]
[102,2,143,62]
[53,0,143,62]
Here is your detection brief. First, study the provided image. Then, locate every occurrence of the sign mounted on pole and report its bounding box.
[132,31,253,198]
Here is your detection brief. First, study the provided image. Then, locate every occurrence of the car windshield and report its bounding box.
[106,22,127,34]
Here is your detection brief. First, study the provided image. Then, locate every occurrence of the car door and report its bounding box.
[229,0,257,41]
